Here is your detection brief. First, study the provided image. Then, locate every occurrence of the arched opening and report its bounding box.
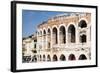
[43,30,46,35]
[68,54,76,60]
[48,29,51,34]
[47,29,51,48]
[43,55,46,61]
[53,27,58,44]
[79,20,87,28]
[53,55,58,61]
[80,34,86,43]
[32,55,37,62]
[79,54,87,60]
[40,31,42,36]
[68,25,76,43]
[43,30,46,49]
[47,55,51,61]
[59,26,66,44]
[60,54,66,61]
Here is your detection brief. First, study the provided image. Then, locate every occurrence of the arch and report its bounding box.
[53,54,58,61]
[79,20,87,28]
[47,28,51,34]
[68,54,76,60]
[68,24,76,43]
[52,27,58,44]
[43,55,46,61]
[60,54,66,61]
[80,34,86,43]
[47,28,51,48]
[43,29,46,35]
[47,55,51,61]
[79,54,87,60]
[59,26,66,44]
[40,31,42,36]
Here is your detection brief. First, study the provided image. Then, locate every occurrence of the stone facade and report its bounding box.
[22,13,91,63]
[22,35,37,63]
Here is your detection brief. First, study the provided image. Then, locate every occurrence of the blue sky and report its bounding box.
[22,10,67,37]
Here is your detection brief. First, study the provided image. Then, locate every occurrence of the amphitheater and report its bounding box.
[22,13,91,63]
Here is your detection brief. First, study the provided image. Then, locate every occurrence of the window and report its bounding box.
[79,20,87,28]
[80,34,86,43]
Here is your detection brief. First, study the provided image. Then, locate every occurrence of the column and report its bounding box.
[37,31,39,50]
[87,25,90,44]
[37,31,40,62]
[58,28,60,45]
[42,31,43,50]
[51,29,53,48]
[46,31,48,49]
[66,28,68,45]
[76,26,79,44]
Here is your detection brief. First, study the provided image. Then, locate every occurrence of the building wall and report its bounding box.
[22,36,37,62]
[37,13,91,62]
